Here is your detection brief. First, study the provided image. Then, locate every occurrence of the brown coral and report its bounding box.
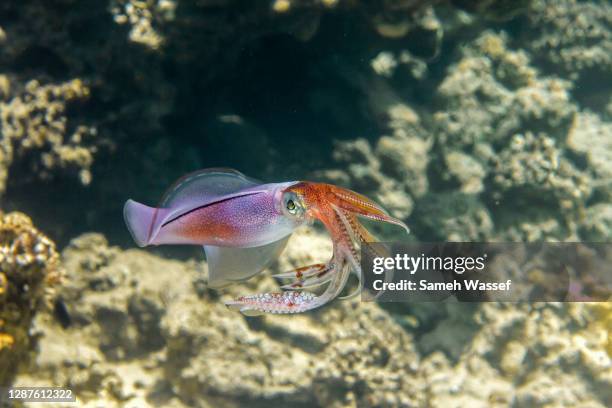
[0,78,97,194]
[0,211,61,385]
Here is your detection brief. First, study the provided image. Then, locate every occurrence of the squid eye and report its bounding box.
[281,191,304,218]
[286,199,297,214]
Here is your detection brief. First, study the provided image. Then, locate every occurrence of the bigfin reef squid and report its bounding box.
[123,168,408,315]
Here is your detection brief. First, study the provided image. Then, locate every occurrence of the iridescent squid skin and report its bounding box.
[123,168,408,315]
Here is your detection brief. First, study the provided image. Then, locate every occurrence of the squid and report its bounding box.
[123,168,408,315]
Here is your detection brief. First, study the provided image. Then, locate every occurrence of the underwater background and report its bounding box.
[0,0,610,406]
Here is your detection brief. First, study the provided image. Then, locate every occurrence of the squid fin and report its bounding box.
[160,168,260,208]
[125,168,263,246]
[204,235,290,288]
[123,199,170,247]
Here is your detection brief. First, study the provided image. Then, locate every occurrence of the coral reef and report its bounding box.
[320,26,611,242]
[527,0,612,82]
[0,78,97,193]
[432,29,610,241]
[420,302,611,407]
[567,112,612,198]
[14,232,423,407]
[0,212,61,385]
[110,0,176,50]
[12,233,611,407]
[434,31,576,147]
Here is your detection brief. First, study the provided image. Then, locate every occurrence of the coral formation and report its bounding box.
[0,78,97,193]
[110,0,176,50]
[0,212,61,385]
[434,31,576,148]
[527,0,612,82]
[11,233,611,407]
[432,29,609,241]
[322,27,611,242]
[420,303,611,407]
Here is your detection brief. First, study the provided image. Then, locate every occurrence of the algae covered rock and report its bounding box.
[0,211,61,385]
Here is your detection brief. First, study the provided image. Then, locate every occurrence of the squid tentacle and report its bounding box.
[344,210,376,243]
[225,257,351,315]
[274,262,336,289]
[329,187,410,233]
[343,209,392,258]
[344,210,393,265]
[225,291,320,315]
[331,206,364,300]
[272,263,329,280]
[225,183,410,315]
[336,208,395,301]
[332,205,360,267]
[280,271,334,290]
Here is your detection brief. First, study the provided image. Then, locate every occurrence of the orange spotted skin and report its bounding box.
[287,182,336,227]
[169,206,242,243]
[226,181,410,315]
[285,183,355,259]
[286,182,408,243]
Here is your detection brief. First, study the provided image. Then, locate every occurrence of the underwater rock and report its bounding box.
[0,211,62,385]
[321,23,609,241]
[443,150,486,194]
[110,0,175,50]
[579,204,612,242]
[376,134,431,199]
[451,0,531,21]
[422,29,604,241]
[567,112,612,198]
